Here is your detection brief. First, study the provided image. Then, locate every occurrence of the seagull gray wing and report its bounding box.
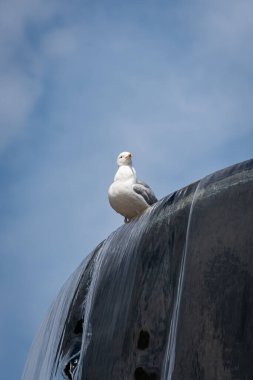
[133,180,157,206]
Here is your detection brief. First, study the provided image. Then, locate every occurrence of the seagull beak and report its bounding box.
[127,153,132,159]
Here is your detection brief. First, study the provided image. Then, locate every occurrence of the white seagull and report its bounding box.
[108,151,157,222]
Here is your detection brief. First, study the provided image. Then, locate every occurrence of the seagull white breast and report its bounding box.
[108,153,157,221]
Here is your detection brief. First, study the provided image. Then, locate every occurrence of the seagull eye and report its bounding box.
[120,155,123,158]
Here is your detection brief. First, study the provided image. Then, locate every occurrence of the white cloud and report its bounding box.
[0,0,60,153]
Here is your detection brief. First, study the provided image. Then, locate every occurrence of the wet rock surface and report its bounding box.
[22,159,253,380]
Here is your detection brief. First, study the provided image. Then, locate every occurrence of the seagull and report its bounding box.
[108,151,157,222]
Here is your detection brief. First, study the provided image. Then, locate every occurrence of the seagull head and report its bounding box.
[117,151,132,167]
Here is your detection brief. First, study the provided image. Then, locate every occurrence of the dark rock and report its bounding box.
[22,159,253,380]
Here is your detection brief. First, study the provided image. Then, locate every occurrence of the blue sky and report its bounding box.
[1,0,253,378]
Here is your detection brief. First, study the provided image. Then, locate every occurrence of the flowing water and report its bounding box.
[21,255,91,380]
[161,180,202,380]
[75,211,156,379]
[22,206,157,380]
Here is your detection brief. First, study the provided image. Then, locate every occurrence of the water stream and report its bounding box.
[75,211,154,379]
[161,180,201,380]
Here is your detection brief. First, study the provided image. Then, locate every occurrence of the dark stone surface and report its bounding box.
[22,159,253,380]
[173,160,253,380]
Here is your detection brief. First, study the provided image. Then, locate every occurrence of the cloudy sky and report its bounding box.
[1,0,253,378]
